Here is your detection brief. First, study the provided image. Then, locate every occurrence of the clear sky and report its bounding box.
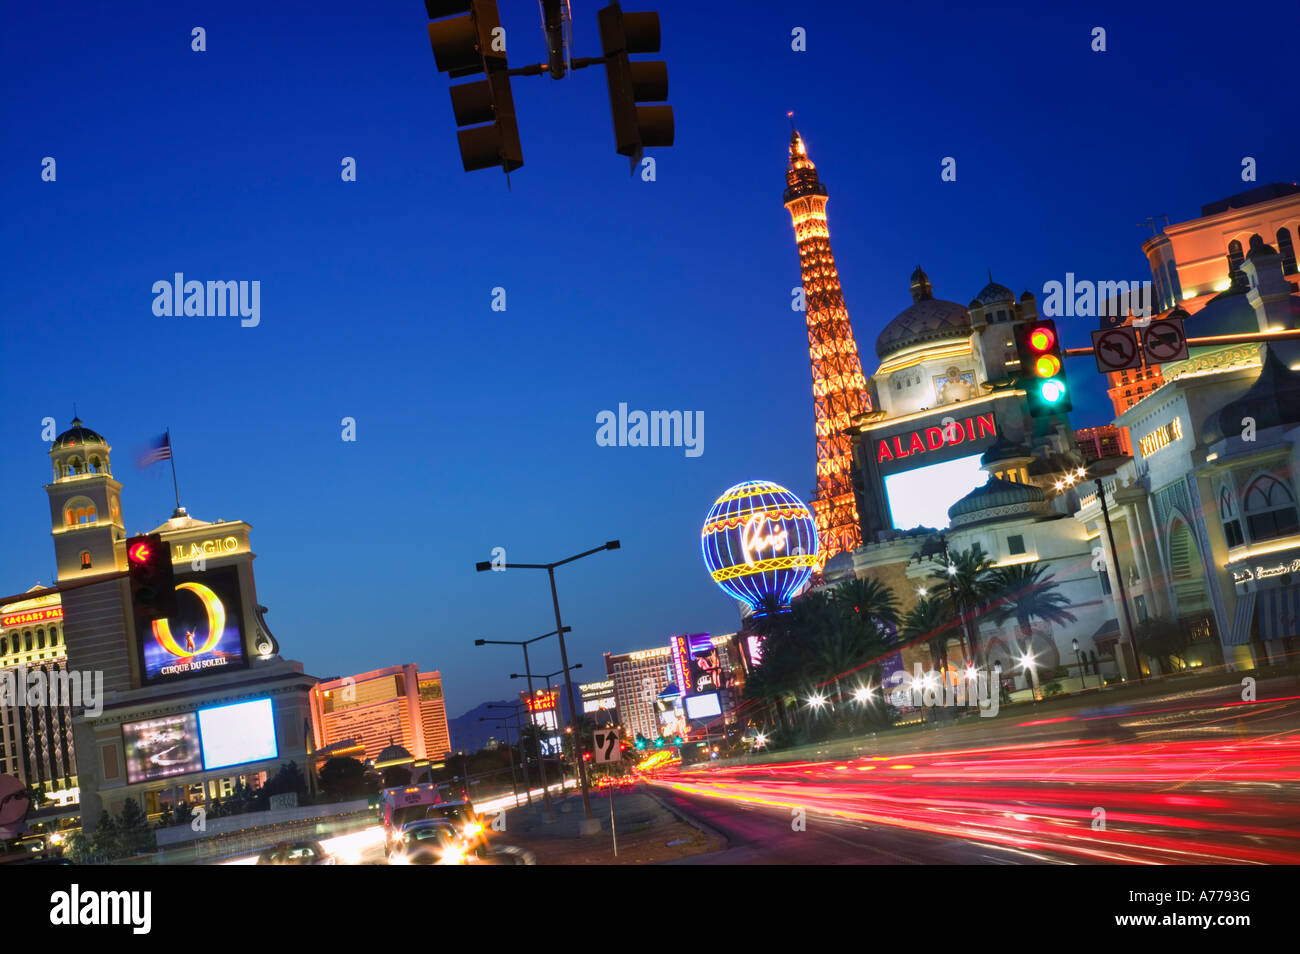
[2,0,1295,719]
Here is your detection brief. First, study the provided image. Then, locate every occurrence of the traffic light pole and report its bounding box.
[1063,325,1300,358]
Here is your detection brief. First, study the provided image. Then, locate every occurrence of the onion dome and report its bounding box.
[1189,266,1259,337]
[1202,346,1300,445]
[375,743,413,765]
[877,267,972,359]
[822,549,856,583]
[974,272,1015,306]
[1246,234,1279,260]
[53,416,106,449]
[948,475,1050,528]
[979,435,1033,469]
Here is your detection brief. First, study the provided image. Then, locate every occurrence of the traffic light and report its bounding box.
[126,533,176,622]
[425,0,523,173]
[1014,318,1072,416]
[597,3,674,169]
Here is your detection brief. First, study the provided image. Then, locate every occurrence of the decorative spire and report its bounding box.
[784,115,825,202]
[910,265,934,303]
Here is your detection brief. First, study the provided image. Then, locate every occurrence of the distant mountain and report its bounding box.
[447,691,576,753]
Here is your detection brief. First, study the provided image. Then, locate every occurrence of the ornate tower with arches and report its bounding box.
[784,124,870,564]
[44,417,128,580]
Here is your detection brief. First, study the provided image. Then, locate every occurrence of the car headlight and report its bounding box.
[441,846,465,864]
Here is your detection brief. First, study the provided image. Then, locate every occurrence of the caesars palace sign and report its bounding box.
[875,412,998,466]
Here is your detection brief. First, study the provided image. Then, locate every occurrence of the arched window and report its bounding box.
[36,629,45,650]
[0,637,7,656]
[1228,240,1244,271]
[1278,228,1297,275]
[23,631,32,652]
[89,456,101,473]
[81,551,92,569]
[1168,520,1209,615]
[1243,474,1300,541]
[1219,485,1244,548]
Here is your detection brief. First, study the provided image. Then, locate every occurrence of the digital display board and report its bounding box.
[685,633,726,696]
[684,693,722,720]
[883,453,986,531]
[122,713,203,784]
[139,565,247,683]
[197,698,278,771]
[579,679,616,714]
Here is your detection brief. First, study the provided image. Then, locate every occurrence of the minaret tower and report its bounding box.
[784,123,870,564]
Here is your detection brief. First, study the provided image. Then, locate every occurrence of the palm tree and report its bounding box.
[902,595,954,674]
[831,577,900,701]
[985,561,1078,699]
[931,542,995,665]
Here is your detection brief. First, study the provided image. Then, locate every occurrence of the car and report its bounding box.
[388,820,470,866]
[421,800,487,849]
[255,841,335,865]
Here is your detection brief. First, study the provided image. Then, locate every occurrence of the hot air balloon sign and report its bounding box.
[701,480,818,614]
[139,566,247,682]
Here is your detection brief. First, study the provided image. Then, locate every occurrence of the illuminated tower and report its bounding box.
[784,125,869,563]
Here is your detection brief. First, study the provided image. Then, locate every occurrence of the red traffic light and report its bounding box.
[1028,326,1055,352]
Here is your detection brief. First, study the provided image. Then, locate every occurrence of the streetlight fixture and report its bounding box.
[476,540,621,833]
[1073,638,1090,690]
[1092,475,1143,683]
[475,628,571,815]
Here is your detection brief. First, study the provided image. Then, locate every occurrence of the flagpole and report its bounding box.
[167,428,181,513]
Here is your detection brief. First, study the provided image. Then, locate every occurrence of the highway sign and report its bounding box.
[592,728,622,764]
[1142,316,1189,364]
[1090,327,1142,373]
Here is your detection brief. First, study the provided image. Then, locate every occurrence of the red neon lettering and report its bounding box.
[878,440,893,463]
[926,427,944,450]
[977,413,996,438]
[909,432,926,455]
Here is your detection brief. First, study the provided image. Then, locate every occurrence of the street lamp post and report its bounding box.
[512,665,583,790]
[477,540,620,833]
[1073,638,1089,690]
[1093,477,1144,683]
[475,628,570,815]
[479,716,521,806]
[487,702,533,806]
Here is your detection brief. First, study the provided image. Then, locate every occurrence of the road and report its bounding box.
[647,677,1300,864]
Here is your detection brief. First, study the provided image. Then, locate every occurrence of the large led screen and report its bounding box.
[139,565,247,683]
[197,698,278,771]
[685,692,722,720]
[123,713,203,784]
[883,454,987,531]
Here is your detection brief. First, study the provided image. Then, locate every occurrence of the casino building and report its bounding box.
[41,419,317,830]
[0,590,78,807]
[309,665,451,765]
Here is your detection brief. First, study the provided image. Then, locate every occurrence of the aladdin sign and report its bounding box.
[875,412,997,467]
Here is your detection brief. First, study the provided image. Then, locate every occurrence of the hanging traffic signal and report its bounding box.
[597,3,674,170]
[426,0,523,174]
[1014,318,1072,416]
[126,533,176,622]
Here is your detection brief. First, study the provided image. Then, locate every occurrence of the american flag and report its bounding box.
[136,432,172,468]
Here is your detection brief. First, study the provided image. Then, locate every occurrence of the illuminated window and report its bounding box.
[1243,475,1299,541]
[81,551,92,569]
[1228,240,1244,271]
[1219,486,1243,548]
[1278,228,1297,274]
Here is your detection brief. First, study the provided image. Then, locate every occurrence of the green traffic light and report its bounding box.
[1040,379,1067,403]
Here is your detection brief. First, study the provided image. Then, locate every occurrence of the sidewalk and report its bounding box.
[498,786,722,864]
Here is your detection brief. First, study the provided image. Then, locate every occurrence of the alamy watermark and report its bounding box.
[885,664,1000,718]
[0,666,102,717]
[596,403,703,458]
[151,273,260,327]
[1041,274,1152,320]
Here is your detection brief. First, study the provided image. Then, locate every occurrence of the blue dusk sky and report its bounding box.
[1,0,1295,719]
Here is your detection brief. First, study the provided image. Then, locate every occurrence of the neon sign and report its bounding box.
[876,413,996,464]
[2,607,63,627]
[524,689,557,713]
[171,536,240,561]
[741,513,788,564]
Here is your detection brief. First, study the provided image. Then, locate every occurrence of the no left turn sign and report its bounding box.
[1142,316,1189,364]
[1090,327,1142,373]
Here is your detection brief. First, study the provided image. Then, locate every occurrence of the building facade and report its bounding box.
[310,664,450,764]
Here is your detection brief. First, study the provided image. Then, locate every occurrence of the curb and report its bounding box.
[640,784,730,853]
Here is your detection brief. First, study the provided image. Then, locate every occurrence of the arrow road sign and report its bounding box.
[1142,316,1189,364]
[592,728,622,763]
[1090,327,1142,373]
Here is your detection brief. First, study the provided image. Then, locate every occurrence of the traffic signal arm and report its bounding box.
[1065,325,1300,358]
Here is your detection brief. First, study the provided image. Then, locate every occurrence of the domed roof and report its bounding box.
[1188,271,1260,338]
[821,549,856,582]
[375,743,413,764]
[877,267,971,359]
[53,417,107,450]
[974,273,1015,306]
[980,435,1033,467]
[948,475,1048,527]
[1202,345,1300,445]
